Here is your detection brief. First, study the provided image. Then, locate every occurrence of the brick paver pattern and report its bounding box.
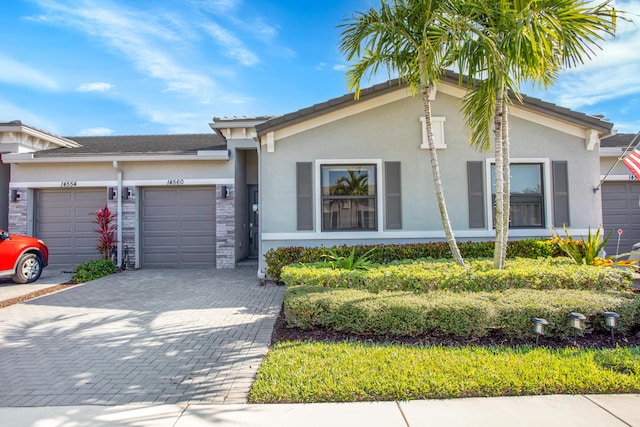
[0,268,284,406]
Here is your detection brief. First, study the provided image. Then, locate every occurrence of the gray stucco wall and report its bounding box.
[261,92,601,239]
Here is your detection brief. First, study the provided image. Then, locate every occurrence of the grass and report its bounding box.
[249,340,640,403]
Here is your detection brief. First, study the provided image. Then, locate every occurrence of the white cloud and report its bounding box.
[202,23,259,66]
[32,0,221,102]
[0,53,58,90]
[77,127,114,136]
[333,64,347,71]
[530,5,640,113]
[76,82,114,92]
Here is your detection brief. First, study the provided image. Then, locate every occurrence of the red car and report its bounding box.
[0,230,49,283]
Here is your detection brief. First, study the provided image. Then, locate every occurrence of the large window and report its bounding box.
[491,163,544,228]
[321,164,376,231]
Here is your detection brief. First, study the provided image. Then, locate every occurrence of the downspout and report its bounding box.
[113,160,123,269]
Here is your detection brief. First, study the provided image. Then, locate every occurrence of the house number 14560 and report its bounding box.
[167,179,184,185]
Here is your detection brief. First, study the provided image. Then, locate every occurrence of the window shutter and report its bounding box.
[296,162,313,230]
[467,161,485,228]
[552,161,570,227]
[385,161,402,229]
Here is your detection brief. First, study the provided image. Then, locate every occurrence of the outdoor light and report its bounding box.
[531,317,549,346]
[569,312,586,330]
[602,312,620,346]
[569,312,586,344]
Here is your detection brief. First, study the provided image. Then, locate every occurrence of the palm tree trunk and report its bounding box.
[493,87,505,270]
[422,89,464,266]
[500,96,510,267]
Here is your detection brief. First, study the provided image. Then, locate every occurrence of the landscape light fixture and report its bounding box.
[602,312,620,346]
[569,312,586,344]
[531,317,549,346]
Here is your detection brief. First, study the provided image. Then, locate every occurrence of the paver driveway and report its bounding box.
[0,268,284,406]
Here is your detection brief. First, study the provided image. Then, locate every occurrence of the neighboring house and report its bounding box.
[0,74,618,275]
[599,133,640,257]
[0,119,264,268]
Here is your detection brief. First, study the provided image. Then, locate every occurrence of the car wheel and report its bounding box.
[11,253,43,284]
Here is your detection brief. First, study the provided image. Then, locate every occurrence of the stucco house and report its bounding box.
[1,73,630,277]
[251,75,613,275]
[599,133,640,256]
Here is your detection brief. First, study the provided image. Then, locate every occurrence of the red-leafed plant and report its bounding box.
[94,205,117,259]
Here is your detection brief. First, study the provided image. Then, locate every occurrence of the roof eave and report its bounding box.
[2,151,230,164]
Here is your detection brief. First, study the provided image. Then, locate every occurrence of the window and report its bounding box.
[321,164,376,231]
[491,163,544,228]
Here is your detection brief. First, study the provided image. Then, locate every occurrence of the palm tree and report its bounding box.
[339,0,465,266]
[447,0,619,269]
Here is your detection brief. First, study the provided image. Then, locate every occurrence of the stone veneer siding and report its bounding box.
[216,184,235,268]
[8,188,28,235]
[107,187,136,268]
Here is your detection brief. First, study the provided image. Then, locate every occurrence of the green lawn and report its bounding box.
[249,340,640,403]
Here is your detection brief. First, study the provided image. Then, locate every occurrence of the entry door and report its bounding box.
[248,185,259,258]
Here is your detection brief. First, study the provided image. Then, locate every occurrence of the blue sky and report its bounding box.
[1,0,639,137]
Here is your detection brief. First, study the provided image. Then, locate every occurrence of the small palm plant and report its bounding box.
[321,247,377,270]
[551,225,610,265]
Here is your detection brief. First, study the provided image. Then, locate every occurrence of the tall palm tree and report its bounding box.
[448,0,619,269]
[339,0,465,266]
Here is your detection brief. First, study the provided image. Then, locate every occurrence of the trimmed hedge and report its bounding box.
[265,239,566,282]
[281,258,632,293]
[284,286,640,339]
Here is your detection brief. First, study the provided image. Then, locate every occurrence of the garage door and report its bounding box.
[35,188,106,267]
[141,187,216,268]
[602,181,640,257]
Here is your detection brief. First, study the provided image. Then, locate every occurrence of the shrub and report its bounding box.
[283,286,640,339]
[281,258,632,293]
[265,239,562,282]
[94,205,118,260]
[72,259,117,283]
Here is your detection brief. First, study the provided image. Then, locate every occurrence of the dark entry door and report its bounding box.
[249,185,259,258]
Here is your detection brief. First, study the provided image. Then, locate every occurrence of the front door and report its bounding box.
[248,185,259,258]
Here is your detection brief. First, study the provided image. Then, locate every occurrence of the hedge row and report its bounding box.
[265,239,567,282]
[284,286,640,339]
[281,258,632,293]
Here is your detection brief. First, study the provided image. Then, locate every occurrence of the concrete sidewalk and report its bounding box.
[0,394,638,426]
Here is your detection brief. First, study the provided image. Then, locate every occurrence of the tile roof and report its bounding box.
[34,133,227,157]
[255,72,613,135]
[600,132,640,148]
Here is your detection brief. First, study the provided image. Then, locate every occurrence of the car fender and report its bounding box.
[13,247,47,270]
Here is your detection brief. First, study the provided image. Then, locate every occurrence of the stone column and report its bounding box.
[216,185,235,268]
[8,188,28,235]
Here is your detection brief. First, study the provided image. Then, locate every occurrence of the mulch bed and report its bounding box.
[0,283,79,309]
[270,305,640,349]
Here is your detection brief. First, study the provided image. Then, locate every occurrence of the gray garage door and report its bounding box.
[141,187,216,268]
[602,181,640,257]
[35,188,106,267]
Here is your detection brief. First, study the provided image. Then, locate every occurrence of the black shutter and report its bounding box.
[552,161,570,227]
[296,162,313,230]
[467,161,485,228]
[385,162,402,229]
